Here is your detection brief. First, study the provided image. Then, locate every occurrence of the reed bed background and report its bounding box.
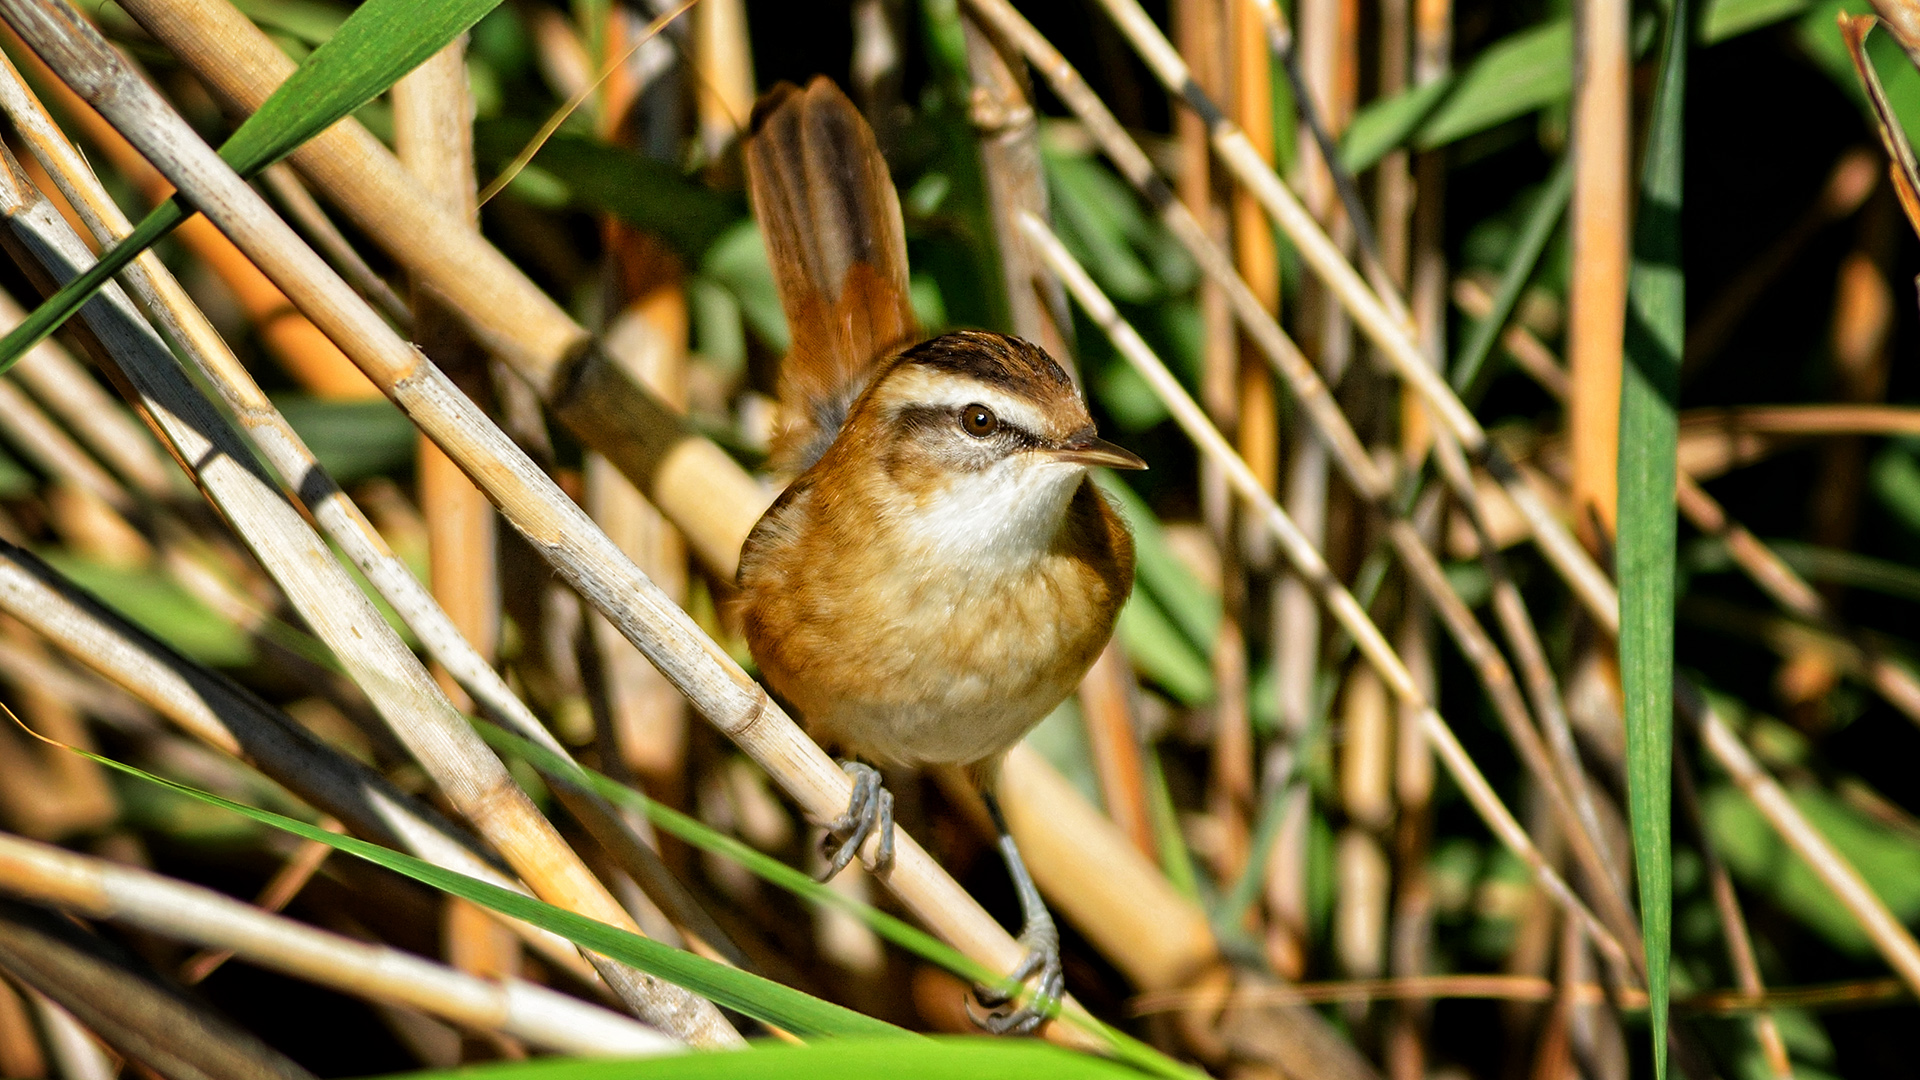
[0,0,1909,1076]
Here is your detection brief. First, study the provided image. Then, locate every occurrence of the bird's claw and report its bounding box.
[967,914,1062,1035]
[818,761,894,880]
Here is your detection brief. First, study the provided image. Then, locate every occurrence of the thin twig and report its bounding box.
[0,831,682,1057]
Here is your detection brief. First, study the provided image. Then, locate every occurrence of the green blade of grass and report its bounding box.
[0,0,505,373]
[374,1036,1157,1079]
[54,741,906,1040]
[1617,0,1690,1072]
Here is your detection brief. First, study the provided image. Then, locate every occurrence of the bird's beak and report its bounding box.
[1049,434,1148,471]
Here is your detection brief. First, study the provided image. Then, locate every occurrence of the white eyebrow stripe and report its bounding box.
[881,367,1058,437]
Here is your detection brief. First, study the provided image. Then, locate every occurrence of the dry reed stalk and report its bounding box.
[1386,585,1436,1080]
[589,298,693,801]
[0,898,316,1080]
[968,0,1642,954]
[395,42,498,715]
[25,989,111,1080]
[1,6,1109,1041]
[112,0,767,578]
[1024,211,1631,972]
[1677,403,1920,436]
[1077,641,1157,858]
[961,10,1071,364]
[1,34,382,402]
[0,45,745,980]
[0,542,602,987]
[587,12,693,806]
[1334,665,1392,998]
[0,971,44,1078]
[0,833,683,1057]
[0,292,175,498]
[0,360,128,513]
[1077,0,1620,629]
[1565,0,1630,544]
[259,164,412,328]
[0,639,111,839]
[179,823,337,985]
[1687,686,1920,1000]
[692,0,751,164]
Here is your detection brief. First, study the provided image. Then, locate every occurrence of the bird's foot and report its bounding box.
[967,907,1062,1036]
[817,760,894,880]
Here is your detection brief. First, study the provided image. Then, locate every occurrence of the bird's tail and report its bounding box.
[746,77,918,473]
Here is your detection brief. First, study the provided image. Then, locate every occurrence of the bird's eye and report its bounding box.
[960,404,998,437]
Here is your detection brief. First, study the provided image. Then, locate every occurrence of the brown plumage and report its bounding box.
[738,75,1141,1034]
[746,78,917,474]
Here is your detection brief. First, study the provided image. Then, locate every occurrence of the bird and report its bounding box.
[736,77,1142,1034]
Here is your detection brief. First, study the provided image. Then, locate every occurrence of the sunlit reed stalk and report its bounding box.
[0,542,604,987]
[1069,0,1620,632]
[0,832,682,1057]
[2,36,749,973]
[0,3,1114,1044]
[1023,210,1631,974]
[112,0,767,578]
[964,0,1639,957]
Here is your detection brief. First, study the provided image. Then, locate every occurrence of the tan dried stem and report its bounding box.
[0,832,680,1056]
[0,40,745,979]
[0,1,1105,1045]
[0,31,730,1042]
[1023,210,1632,974]
[111,0,768,578]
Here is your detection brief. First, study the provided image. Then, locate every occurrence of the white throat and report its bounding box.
[893,457,1085,571]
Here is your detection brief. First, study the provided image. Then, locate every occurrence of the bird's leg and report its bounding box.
[968,789,1063,1036]
[818,760,894,880]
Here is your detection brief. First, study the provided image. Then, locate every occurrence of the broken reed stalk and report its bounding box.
[0,85,730,1046]
[111,0,767,579]
[0,44,747,977]
[1069,0,1619,633]
[0,833,681,1057]
[0,2,1104,1044]
[0,542,602,986]
[1022,211,1631,974]
[962,0,1639,957]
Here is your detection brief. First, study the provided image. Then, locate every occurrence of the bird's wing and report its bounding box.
[746,77,918,473]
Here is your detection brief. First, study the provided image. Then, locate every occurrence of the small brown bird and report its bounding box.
[738,78,1142,1032]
